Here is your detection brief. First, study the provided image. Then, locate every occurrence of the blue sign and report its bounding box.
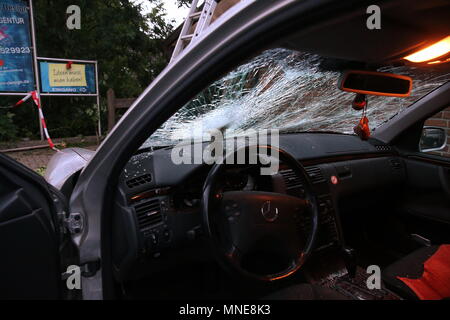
[0,0,35,93]
[39,61,97,94]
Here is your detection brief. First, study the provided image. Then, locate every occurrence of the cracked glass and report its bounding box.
[142,48,450,148]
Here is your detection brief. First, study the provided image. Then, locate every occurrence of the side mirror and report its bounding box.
[339,70,412,97]
[419,127,447,152]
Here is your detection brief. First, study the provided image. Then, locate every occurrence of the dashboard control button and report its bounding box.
[163,229,171,242]
[150,233,158,245]
[187,230,195,240]
[187,226,202,240]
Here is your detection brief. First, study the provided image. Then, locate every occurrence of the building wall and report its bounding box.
[424,105,450,158]
[211,0,241,23]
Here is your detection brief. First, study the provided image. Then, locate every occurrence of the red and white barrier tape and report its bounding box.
[14,92,32,107]
[15,91,59,151]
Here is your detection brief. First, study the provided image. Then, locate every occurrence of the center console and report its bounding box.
[278,166,341,251]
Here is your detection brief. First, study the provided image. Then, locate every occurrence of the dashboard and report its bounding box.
[111,133,406,281]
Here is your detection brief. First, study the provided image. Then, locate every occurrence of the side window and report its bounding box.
[420,106,450,159]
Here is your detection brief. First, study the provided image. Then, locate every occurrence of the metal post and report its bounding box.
[95,62,101,137]
[107,88,116,132]
[28,0,44,140]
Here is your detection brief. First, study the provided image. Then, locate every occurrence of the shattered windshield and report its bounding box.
[142,48,450,148]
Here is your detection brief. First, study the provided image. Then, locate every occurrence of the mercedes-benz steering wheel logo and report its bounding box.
[261,200,279,222]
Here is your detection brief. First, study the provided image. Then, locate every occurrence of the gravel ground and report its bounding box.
[0,136,100,173]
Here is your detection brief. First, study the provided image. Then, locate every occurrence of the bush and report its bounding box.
[0,111,18,141]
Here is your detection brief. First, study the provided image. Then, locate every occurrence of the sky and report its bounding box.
[137,0,191,26]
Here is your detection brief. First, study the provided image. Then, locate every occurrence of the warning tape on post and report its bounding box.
[15,91,59,151]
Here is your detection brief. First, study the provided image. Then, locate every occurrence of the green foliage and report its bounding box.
[1,0,174,141]
[35,0,173,97]
[35,167,46,176]
[0,110,18,141]
[176,0,191,7]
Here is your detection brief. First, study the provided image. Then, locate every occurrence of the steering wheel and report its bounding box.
[202,145,319,281]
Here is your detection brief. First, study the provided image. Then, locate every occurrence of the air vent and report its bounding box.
[126,174,152,188]
[134,198,162,231]
[306,166,325,184]
[280,169,303,190]
[280,166,324,189]
[375,145,392,152]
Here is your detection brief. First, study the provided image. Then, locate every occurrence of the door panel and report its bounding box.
[399,157,450,244]
[0,153,62,299]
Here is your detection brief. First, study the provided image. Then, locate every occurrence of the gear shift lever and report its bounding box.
[342,246,357,278]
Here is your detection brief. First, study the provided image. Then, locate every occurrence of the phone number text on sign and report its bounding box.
[0,47,31,54]
[0,0,35,93]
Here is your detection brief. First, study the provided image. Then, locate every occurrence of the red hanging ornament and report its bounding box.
[353,95,371,140]
[354,116,371,140]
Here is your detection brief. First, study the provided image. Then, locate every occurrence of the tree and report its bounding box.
[34,0,173,97]
[176,0,191,7]
[1,0,175,140]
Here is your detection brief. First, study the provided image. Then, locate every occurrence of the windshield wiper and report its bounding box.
[135,144,173,155]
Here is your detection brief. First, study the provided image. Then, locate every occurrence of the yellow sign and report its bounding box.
[48,63,87,87]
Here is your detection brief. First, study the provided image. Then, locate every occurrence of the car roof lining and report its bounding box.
[279,0,450,64]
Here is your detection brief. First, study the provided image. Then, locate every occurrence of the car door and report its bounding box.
[398,107,450,247]
[0,152,74,299]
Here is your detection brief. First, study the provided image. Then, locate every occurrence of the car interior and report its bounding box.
[109,118,449,300]
[0,0,449,300]
[105,1,450,300]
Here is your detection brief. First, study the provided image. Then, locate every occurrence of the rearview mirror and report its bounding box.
[419,127,447,152]
[339,70,412,97]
